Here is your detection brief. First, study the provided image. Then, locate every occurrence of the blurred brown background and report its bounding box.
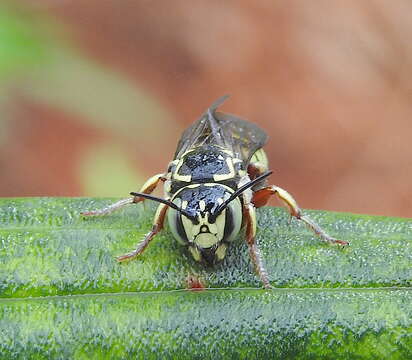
[1,1,411,217]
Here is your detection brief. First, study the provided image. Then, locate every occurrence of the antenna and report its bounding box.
[129,192,196,221]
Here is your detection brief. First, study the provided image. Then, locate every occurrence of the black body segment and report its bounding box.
[170,146,243,193]
[178,147,237,179]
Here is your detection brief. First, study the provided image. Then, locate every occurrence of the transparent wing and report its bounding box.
[214,111,268,164]
[174,96,268,165]
[174,95,230,158]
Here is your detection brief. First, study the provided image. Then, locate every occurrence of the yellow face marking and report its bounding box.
[199,200,206,211]
[164,180,172,196]
[180,210,227,248]
[189,245,202,262]
[250,149,269,170]
[214,209,226,242]
[194,213,217,237]
[215,243,227,261]
[173,158,192,182]
[195,233,218,248]
[191,210,226,248]
[182,215,195,242]
[213,158,235,182]
[187,184,201,189]
[221,149,234,156]
[173,173,192,182]
[181,200,188,209]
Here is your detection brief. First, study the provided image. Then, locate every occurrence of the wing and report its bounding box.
[174,95,268,165]
[214,111,268,165]
[174,95,231,159]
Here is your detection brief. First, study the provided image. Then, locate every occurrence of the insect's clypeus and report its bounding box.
[81,95,348,289]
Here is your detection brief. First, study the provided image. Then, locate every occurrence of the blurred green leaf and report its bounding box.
[78,143,145,197]
[25,50,179,142]
[0,2,57,146]
[0,3,54,80]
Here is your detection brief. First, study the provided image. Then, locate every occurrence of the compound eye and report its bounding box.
[167,199,188,245]
[222,196,242,242]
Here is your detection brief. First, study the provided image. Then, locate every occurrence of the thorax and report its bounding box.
[166,145,244,195]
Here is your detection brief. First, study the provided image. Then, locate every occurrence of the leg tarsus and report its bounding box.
[81,197,134,217]
[248,243,271,289]
[244,203,271,289]
[299,214,349,246]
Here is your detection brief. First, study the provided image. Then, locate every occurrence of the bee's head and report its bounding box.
[167,184,242,260]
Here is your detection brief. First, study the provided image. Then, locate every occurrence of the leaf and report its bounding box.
[0,197,411,359]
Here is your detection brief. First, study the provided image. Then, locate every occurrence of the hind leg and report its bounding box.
[252,185,348,246]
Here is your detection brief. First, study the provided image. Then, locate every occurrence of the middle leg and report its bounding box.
[244,203,271,289]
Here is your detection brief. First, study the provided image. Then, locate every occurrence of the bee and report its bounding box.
[81,95,348,289]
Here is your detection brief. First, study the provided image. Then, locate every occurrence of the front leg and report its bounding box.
[244,203,271,289]
[252,185,348,246]
[80,173,166,216]
[117,202,169,262]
